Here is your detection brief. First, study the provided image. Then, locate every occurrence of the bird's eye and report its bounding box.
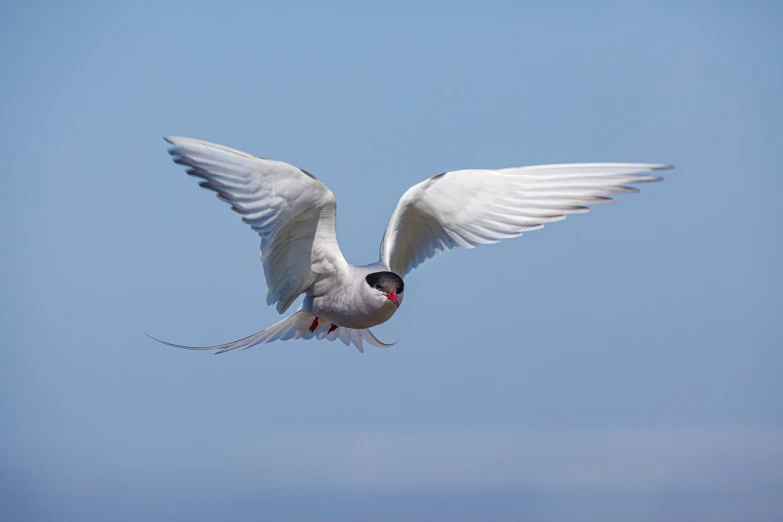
[374,284,382,291]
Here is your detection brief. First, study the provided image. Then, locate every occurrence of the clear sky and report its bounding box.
[2,2,782,521]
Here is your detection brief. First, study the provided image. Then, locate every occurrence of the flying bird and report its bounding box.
[147,137,669,353]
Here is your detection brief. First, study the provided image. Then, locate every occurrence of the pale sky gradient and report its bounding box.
[2,2,782,521]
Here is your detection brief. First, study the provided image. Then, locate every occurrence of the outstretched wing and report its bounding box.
[380,163,670,277]
[165,137,349,313]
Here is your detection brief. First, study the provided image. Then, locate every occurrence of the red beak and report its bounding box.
[384,290,399,307]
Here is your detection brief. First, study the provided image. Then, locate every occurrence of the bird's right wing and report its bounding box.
[165,137,349,313]
[380,163,670,277]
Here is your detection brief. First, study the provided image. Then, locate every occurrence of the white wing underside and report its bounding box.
[144,310,393,354]
[165,137,348,313]
[380,163,671,277]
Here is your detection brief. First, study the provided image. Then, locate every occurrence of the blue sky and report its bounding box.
[2,2,782,521]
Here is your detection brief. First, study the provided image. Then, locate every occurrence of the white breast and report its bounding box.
[303,265,400,329]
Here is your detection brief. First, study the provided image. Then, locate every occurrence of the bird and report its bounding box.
[146,136,670,353]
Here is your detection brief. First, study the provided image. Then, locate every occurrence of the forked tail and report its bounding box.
[144,310,394,354]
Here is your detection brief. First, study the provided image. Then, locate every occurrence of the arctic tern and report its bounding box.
[147,137,669,353]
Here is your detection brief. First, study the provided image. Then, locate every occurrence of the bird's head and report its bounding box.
[365,271,404,308]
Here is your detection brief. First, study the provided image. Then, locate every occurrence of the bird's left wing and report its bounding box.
[380,163,670,277]
[165,137,349,313]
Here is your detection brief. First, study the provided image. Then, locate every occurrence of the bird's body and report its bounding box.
[147,137,669,353]
[304,262,399,330]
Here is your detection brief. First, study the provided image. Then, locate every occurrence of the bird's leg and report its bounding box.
[309,317,319,332]
[327,324,338,333]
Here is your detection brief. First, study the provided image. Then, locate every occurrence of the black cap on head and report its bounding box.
[365,271,404,294]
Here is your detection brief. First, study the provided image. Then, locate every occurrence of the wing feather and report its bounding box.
[165,137,349,313]
[380,163,670,276]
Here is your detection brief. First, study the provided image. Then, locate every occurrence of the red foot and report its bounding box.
[309,317,319,332]
[327,324,338,333]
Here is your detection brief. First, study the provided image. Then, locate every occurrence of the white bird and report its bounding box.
[147,137,669,353]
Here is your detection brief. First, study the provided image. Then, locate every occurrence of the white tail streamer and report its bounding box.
[144,311,394,354]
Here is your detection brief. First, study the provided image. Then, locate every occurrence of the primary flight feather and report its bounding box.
[147,137,670,353]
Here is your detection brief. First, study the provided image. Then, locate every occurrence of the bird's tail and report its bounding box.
[144,310,394,354]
